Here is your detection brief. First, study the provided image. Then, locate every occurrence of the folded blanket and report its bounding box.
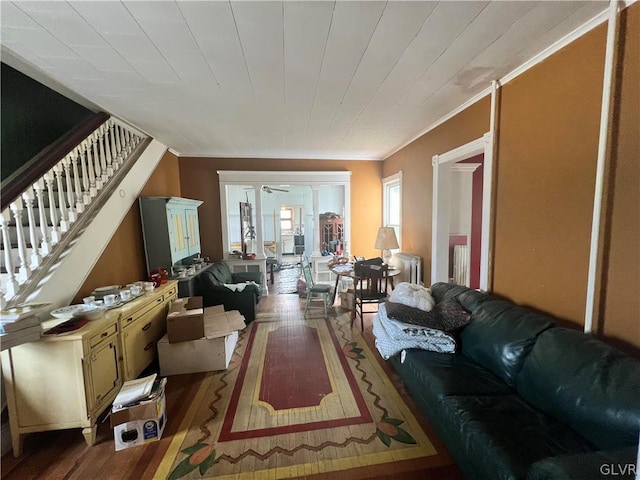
[385,298,471,332]
[373,303,457,359]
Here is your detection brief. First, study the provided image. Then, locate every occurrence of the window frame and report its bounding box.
[382,171,402,252]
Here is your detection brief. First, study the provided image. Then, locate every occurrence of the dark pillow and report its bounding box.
[385,299,471,332]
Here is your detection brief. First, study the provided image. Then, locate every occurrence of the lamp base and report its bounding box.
[382,249,393,266]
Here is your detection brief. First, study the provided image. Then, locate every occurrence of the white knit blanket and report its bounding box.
[373,303,457,360]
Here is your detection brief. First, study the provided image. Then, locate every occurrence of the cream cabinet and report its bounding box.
[0,281,177,457]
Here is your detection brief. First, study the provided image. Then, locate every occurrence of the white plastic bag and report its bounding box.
[389,282,435,311]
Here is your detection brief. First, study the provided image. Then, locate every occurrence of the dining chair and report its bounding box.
[302,261,331,319]
[353,264,389,330]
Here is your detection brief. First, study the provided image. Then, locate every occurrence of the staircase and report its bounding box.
[0,115,164,308]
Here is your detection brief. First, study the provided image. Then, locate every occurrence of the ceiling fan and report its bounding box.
[244,186,289,193]
[262,186,289,193]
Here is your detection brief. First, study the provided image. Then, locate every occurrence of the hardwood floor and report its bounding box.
[1,275,462,479]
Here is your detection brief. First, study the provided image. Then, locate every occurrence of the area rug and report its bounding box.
[153,313,436,479]
[274,263,300,294]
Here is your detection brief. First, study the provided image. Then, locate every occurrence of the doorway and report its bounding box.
[431,133,494,291]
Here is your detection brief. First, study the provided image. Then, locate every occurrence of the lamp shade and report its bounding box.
[374,227,399,250]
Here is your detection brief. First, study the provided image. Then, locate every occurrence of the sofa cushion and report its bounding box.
[391,349,514,407]
[517,328,640,451]
[460,300,555,387]
[438,395,596,480]
[528,447,639,480]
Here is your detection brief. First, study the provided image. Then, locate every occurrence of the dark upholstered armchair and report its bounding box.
[196,261,262,322]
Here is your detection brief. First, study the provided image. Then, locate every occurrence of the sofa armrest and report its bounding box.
[528,447,638,480]
[232,272,263,284]
[199,287,258,323]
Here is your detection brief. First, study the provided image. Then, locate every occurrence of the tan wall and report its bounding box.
[598,5,640,354]
[177,158,382,261]
[72,152,181,303]
[491,22,606,324]
[383,4,639,350]
[382,99,490,275]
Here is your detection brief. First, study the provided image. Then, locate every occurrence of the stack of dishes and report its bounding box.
[93,285,120,300]
[51,304,104,320]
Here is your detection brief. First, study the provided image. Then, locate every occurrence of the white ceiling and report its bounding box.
[1,1,609,160]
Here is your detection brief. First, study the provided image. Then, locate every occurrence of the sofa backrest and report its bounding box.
[517,327,640,450]
[208,262,233,285]
[460,300,555,387]
[430,282,491,312]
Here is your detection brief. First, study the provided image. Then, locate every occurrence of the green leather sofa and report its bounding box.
[196,261,262,322]
[390,282,640,480]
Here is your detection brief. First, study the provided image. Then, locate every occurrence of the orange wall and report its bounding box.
[72,152,181,303]
[177,158,382,261]
[382,4,639,350]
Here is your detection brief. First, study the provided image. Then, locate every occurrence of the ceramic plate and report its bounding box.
[51,304,97,319]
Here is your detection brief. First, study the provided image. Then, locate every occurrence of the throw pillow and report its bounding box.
[385,298,471,332]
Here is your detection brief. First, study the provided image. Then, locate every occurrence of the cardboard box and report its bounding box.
[340,289,355,310]
[110,383,166,451]
[159,307,245,375]
[158,330,238,375]
[166,296,206,343]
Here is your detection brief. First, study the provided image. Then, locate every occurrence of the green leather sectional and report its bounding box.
[196,261,262,322]
[390,282,640,480]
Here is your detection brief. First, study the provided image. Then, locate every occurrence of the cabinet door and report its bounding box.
[84,337,121,416]
[167,206,189,264]
[184,207,201,256]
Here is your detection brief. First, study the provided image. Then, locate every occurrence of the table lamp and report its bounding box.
[374,227,399,265]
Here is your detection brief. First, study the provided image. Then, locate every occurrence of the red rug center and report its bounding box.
[259,324,332,410]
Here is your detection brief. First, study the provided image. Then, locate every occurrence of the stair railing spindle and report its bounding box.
[0,210,19,297]
[33,179,52,255]
[9,200,31,282]
[22,187,42,269]
[44,170,61,244]
[104,123,114,177]
[63,154,77,223]
[85,138,97,198]
[53,165,69,233]
[72,147,84,214]
[91,132,103,191]
[98,126,108,184]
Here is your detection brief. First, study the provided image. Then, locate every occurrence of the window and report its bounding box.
[383,171,402,251]
[280,207,294,234]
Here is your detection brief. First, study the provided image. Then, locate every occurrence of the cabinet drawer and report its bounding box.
[89,323,118,348]
[121,296,164,329]
[164,285,177,301]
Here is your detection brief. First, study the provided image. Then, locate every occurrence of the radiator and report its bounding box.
[453,244,468,286]
[391,253,422,285]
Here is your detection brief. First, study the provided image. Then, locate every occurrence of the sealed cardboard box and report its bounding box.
[110,379,166,451]
[166,296,209,343]
[158,307,246,375]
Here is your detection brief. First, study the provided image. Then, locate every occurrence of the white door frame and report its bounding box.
[431,132,494,291]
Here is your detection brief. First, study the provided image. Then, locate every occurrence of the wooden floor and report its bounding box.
[1,274,462,480]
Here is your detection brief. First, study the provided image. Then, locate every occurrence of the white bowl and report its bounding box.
[51,304,98,319]
[73,306,105,321]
